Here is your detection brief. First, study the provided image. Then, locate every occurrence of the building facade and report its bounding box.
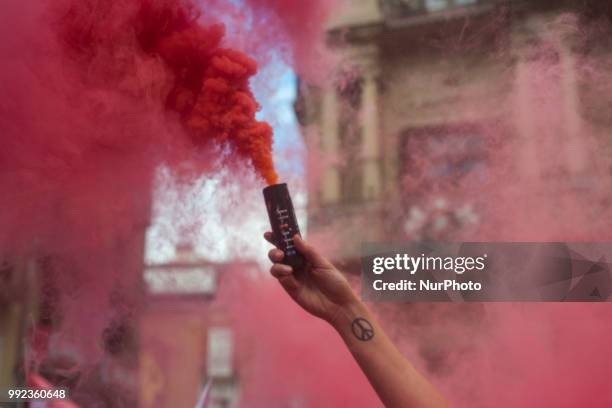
[141,246,245,408]
[297,0,612,269]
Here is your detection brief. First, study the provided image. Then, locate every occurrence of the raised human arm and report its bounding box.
[264,232,448,408]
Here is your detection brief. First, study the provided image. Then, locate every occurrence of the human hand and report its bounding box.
[264,232,358,324]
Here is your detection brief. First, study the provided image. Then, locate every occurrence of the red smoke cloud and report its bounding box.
[59,0,278,185]
[0,0,336,404]
[1,0,284,257]
[0,0,291,396]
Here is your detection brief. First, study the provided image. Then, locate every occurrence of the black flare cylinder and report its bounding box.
[263,183,305,270]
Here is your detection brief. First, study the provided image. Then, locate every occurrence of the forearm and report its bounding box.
[331,300,448,408]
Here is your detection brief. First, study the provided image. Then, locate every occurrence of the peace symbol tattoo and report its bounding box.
[351,317,374,341]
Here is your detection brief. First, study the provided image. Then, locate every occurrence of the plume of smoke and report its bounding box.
[0,0,335,405]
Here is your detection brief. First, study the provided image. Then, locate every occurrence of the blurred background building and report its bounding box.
[140,244,243,408]
[296,0,612,270]
[0,244,244,408]
[0,213,151,406]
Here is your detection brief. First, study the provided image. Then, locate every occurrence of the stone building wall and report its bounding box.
[297,0,612,269]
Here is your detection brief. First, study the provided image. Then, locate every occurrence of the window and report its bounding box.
[399,125,488,239]
[207,327,233,378]
[425,0,449,12]
[426,0,478,12]
[382,0,481,17]
[144,266,216,295]
[400,124,488,207]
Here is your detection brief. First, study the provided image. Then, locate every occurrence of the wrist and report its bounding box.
[329,297,368,333]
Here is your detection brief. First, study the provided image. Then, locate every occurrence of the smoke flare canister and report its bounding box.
[263,183,305,270]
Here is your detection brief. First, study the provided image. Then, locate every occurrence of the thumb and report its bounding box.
[293,235,333,268]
